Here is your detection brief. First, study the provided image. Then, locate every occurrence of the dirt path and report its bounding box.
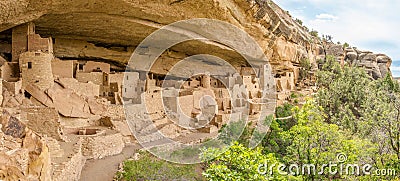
[79,144,140,181]
[79,132,217,181]
[79,138,173,181]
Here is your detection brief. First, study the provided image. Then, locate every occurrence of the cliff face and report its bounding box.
[0,0,391,78]
[0,1,393,179]
[0,0,315,72]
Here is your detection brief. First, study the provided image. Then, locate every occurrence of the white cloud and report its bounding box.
[274,0,400,60]
[315,13,338,22]
[391,66,400,71]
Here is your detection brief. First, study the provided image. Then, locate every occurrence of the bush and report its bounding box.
[115,151,203,181]
[294,18,303,25]
[299,58,311,81]
[275,103,294,119]
[218,120,248,145]
[201,142,299,180]
[310,30,319,37]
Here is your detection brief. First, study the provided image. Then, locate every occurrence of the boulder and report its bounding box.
[326,44,344,57]
[47,83,92,118]
[25,84,54,107]
[87,97,106,115]
[376,55,391,63]
[345,52,358,61]
[344,47,355,53]
[379,63,390,77]
[1,111,26,139]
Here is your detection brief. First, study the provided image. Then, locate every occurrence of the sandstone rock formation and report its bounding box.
[0,110,52,181]
[345,47,391,79]
[0,0,394,180]
[0,0,391,80]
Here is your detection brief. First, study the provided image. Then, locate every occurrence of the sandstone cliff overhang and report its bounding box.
[0,0,313,70]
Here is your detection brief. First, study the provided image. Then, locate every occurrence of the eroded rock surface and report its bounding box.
[0,0,394,180]
[0,110,51,180]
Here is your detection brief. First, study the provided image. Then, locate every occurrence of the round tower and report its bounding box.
[19,51,54,91]
[201,73,211,89]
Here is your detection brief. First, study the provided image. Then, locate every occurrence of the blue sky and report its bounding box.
[273,0,400,76]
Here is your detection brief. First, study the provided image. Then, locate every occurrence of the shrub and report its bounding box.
[310,30,319,37]
[294,18,303,25]
[115,151,203,181]
[299,58,311,81]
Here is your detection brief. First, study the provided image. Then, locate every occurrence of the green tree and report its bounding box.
[218,120,248,145]
[315,57,399,180]
[303,25,310,32]
[316,55,371,132]
[343,42,350,48]
[295,18,303,25]
[201,142,300,180]
[275,103,296,130]
[262,103,295,157]
[299,58,312,81]
[283,100,376,180]
[115,151,202,181]
[310,30,319,38]
[362,73,400,176]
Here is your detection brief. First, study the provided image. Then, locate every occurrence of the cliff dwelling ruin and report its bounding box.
[0,0,393,180]
[0,22,279,180]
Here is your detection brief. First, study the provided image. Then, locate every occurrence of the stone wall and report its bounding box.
[242,75,261,99]
[83,61,110,73]
[52,60,75,78]
[193,89,216,110]
[76,72,103,85]
[81,132,124,159]
[2,80,22,96]
[120,72,140,99]
[104,105,126,120]
[21,107,64,141]
[27,34,53,53]
[52,139,86,181]
[214,88,231,111]
[276,72,295,92]
[177,94,193,119]
[1,62,20,82]
[11,23,34,62]
[19,51,54,91]
[145,89,164,115]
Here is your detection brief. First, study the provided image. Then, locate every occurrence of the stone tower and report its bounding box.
[259,63,275,100]
[201,73,211,89]
[19,52,54,90]
[13,22,55,91]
